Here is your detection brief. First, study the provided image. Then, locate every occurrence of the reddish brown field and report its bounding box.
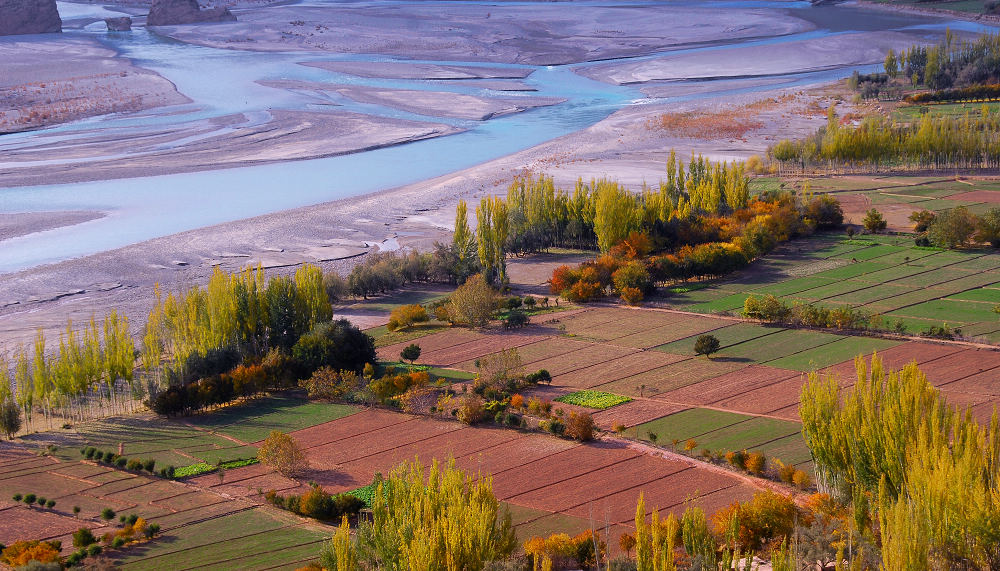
[377,329,483,361]
[526,344,638,376]
[657,365,802,406]
[592,400,689,429]
[710,376,806,417]
[948,190,1000,203]
[606,316,730,349]
[912,349,1000,386]
[558,351,689,390]
[0,506,95,544]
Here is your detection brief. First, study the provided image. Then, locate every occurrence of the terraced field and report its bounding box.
[662,231,1000,341]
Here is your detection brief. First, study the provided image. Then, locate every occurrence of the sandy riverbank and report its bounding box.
[0,81,848,347]
[0,0,955,347]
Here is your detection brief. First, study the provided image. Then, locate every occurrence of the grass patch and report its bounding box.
[655,323,780,356]
[765,336,901,372]
[185,396,358,444]
[554,390,631,410]
[636,408,753,443]
[717,329,843,363]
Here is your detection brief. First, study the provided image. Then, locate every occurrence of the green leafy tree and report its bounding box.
[885,48,899,78]
[400,344,421,365]
[909,209,936,233]
[476,196,509,285]
[0,397,21,440]
[976,206,1000,247]
[862,208,887,233]
[694,335,721,358]
[928,205,977,248]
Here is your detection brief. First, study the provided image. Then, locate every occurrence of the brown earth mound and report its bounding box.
[0,0,61,36]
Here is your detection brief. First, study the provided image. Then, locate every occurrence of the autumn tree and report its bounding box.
[258,430,309,478]
[347,459,517,569]
[477,196,510,285]
[976,206,1000,247]
[448,274,497,328]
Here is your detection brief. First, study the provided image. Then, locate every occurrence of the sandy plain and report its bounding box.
[0,0,959,345]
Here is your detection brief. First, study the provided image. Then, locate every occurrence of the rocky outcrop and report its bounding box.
[0,0,61,36]
[105,17,132,31]
[147,0,236,26]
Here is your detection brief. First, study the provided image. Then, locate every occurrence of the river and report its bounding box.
[0,0,990,273]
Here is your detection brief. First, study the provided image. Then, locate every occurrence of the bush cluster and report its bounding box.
[265,484,365,522]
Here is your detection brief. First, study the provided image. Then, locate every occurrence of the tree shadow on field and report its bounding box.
[706,356,754,363]
[305,468,362,489]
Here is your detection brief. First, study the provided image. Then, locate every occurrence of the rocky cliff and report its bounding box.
[0,0,61,36]
[147,0,235,26]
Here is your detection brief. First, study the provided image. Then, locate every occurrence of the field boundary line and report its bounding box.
[297,414,421,451]
[180,537,329,571]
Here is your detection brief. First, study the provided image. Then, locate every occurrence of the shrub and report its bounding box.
[87,544,102,556]
[523,296,537,309]
[504,309,530,329]
[73,506,80,516]
[45,500,55,509]
[72,528,96,549]
[300,367,360,400]
[84,447,96,459]
[693,334,721,357]
[541,419,565,436]
[774,459,796,484]
[792,469,812,490]
[744,451,765,475]
[36,497,46,507]
[387,304,429,332]
[160,466,176,479]
[115,457,127,468]
[112,537,126,548]
[12,494,21,502]
[505,296,523,310]
[725,450,746,469]
[862,208,887,233]
[712,490,798,552]
[510,394,524,409]
[23,493,36,506]
[145,523,161,539]
[684,439,697,452]
[143,459,156,472]
[0,540,62,567]
[126,459,143,471]
[456,394,486,425]
[100,508,116,521]
[564,412,595,441]
[258,430,309,478]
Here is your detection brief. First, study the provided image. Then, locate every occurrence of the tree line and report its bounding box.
[800,354,1000,569]
[770,106,1000,172]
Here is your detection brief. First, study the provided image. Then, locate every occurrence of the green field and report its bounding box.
[554,390,631,409]
[635,408,811,466]
[664,227,1000,341]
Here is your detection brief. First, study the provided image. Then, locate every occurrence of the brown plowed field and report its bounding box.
[563,466,741,524]
[607,317,729,349]
[914,349,1000,386]
[378,329,482,359]
[526,344,638,376]
[822,342,969,386]
[304,418,463,467]
[0,505,101,544]
[289,409,414,448]
[422,333,549,368]
[658,365,801,406]
[491,443,639,500]
[558,351,689,390]
[948,190,1000,203]
[598,357,748,397]
[592,400,689,429]
[710,376,806,416]
[507,454,688,513]
[938,369,1000,396]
